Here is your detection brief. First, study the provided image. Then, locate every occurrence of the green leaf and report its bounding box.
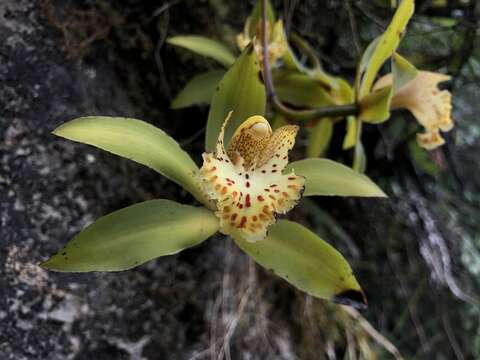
[205,43,266,151]
[283,33,319,74]
[53,117,209,206]
[167,36,236,68]
[273,70,336,108]
[359,86,393,124]
[286,158,386,197]
[41,200,219,272]
[248,0,275,36]
[342,116,357,150]
[392,52,418,93]
[171,70,225,109]
[307,119,333,158]
[355,37,381,97]
[353,141,367,174]
[233,220,367,307]
[357,0,414,98]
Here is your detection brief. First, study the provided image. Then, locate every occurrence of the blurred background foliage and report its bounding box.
[5,0,480,359]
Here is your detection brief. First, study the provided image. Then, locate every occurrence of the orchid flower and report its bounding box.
[41,108,387,307]
[237,18,288,67]
[373,71,453,149]
[200,113,304,242]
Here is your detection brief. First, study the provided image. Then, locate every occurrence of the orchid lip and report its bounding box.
[199,114,305,242]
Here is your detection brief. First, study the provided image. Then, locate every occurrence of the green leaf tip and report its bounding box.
[233,220,365,304]
[171,70,225,109]
[332,289,368,309]
[286,159,387,198]
[41,200,219,272]
[167,35,236,68]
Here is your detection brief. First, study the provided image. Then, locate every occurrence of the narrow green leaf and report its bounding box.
[355,37,381,97]
[171,70,225,109]
[342,116,357,150]
[307,119,333,158]
[358,0,414,98]
[167,36,236,68]
[392,52,418,93]
[286,158,386,197]
[273,70,336,108]
[205,43,266,151]
[41,200,219,272]
[359,85,393,124]
[283,44,306,73]
[233,220,367,307]
[353,141,367,174]
[53,117,209,205]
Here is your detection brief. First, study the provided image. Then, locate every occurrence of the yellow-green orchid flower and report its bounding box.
[374,71,453,149]
[200,113,304,242]
[237,18,288,67]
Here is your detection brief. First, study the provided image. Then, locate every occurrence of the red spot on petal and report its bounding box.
[245,194,251,207]
[246,182,250,188]
[221,187,228,195]
[231,213,238,221]
[288,177,296,180]
[252,216,258,222]
[232,191,238,198]
[257,195,264,202]
[239,216,247,228]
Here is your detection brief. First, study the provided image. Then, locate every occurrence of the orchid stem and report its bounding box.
[261,0,359,121]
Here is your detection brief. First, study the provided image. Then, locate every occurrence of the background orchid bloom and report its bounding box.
[237,18,287,66]
[374,71,453,150]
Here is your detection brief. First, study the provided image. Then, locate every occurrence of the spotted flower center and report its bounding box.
[199,115,305,242]
[374,71,453,150]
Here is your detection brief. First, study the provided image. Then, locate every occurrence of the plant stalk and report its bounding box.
[261,0,359,121]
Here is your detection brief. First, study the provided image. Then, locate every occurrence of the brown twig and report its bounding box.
[260,0,359,121]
